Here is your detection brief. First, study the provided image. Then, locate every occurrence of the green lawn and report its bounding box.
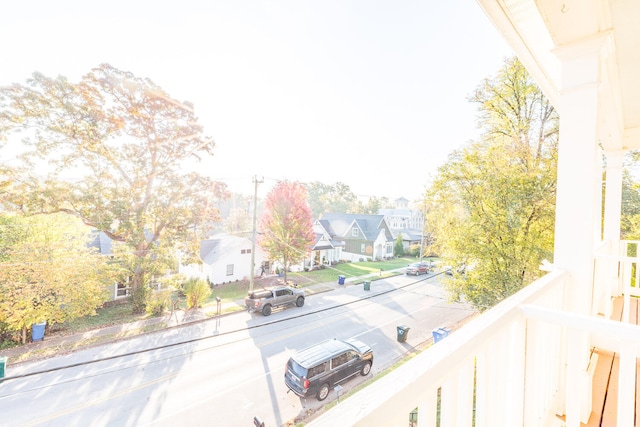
[286,256,422,283]
[201,256,426,306]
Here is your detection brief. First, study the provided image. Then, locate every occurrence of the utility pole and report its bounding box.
[249,175,263,292]
[419,198,426,261]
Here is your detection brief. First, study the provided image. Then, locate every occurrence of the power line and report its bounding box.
[0,272,445,388]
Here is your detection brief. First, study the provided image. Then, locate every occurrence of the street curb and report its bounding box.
[0,270,408,367]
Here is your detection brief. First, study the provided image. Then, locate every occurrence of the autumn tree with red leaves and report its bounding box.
[259,181,315,282]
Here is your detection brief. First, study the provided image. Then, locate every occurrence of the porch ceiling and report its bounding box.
[476,0,640,150]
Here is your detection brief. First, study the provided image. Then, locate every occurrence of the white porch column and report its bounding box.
[553,33,613,313]
[603,150,625,299]
[552,33,612,426]
[603,150,624,243]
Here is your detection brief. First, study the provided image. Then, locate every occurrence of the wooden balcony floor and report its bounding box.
[583,296,639,427]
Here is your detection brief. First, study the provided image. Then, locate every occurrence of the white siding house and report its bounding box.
[179,233,267,285]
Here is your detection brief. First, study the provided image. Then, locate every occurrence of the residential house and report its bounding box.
[378,206,424,231]
[179,233,267,285]
[316,213,394,262]
[309,1,640,426]
[89,230,169,299]
[391,229,425,253]
[379,204,425,252]
[88,230,128,300]
[394,196,410,209]
[307,221,345,268]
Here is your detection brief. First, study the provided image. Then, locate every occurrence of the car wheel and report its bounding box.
[317,383,330,401]
[262,305,272,316]
[361,361,372,376]
[296,296,305,307]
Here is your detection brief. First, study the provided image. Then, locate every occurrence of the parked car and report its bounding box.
[444,264,468,276]
[244,285,305,316]
[405,261,432,275]
[284,338,374,401]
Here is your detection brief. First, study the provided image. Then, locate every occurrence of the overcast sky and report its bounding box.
[1,0,513,203]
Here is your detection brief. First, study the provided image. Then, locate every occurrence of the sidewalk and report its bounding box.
[0,269,403,366]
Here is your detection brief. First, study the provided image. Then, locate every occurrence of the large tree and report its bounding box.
[259,181,315,282]
[427,56,558,310]
[620,152,640,239]
[305,181,358,218]
[351,196,393,214]
[0,64,228,311]
[0,213,115,343]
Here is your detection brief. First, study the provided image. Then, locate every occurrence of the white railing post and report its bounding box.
[506,318,526,424]
[474,349,489,427]
[417,389,437,427]
[617,341,636,425]
[440,375,456,426]
[456,358,475,426]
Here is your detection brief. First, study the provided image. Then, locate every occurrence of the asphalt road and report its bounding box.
[0,273,475,427]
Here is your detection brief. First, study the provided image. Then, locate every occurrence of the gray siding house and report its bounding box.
[316,213,394,262]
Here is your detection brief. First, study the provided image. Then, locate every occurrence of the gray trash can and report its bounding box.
[338,275,346,285]
[397,325,410,342]
[363,280,371,291]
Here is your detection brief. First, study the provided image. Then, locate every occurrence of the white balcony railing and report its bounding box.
[309,242,640,427]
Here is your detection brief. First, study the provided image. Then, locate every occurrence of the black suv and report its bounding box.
[284,338,373,401]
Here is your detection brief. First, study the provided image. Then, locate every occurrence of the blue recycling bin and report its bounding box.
[338,275,346,285]
[32,321,46,342]
[432,327,451,343]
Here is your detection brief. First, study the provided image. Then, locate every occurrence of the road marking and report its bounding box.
[16,278,461,425]
[23,371,180,426]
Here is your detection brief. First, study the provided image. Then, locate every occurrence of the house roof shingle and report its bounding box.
[319,213,389,241]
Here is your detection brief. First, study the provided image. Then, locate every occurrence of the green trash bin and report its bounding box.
[363,280,371,291]
[0,356,6,382]
[397,325,410,342]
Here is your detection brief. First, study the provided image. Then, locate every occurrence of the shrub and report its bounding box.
[131,286,150,313]
[407,244,421,257]
[183,278,211,309]
[146,288,173,316]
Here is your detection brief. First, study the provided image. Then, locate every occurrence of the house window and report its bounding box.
[226,264,234,276]
[352,228,359,237]
[241,249,251,254]
[386,243,393,255]
[361,243,365,253]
